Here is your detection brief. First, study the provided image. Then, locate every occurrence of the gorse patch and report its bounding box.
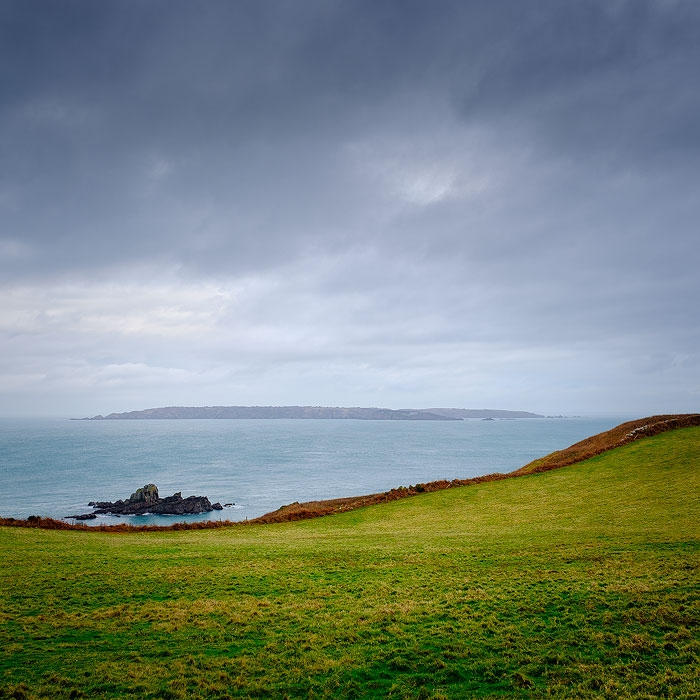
[1,423,700,698]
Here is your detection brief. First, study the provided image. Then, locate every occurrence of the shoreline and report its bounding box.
[2,414,699,532]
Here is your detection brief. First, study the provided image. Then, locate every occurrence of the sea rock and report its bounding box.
[129,483,159,505]
[88,485,221,516]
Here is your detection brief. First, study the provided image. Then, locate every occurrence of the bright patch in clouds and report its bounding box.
[345,128,497,208]
[0,280,231,338]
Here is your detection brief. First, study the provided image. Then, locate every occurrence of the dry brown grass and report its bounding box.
[0,514,243,533]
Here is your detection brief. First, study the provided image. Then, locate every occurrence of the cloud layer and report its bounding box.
[1,0,699,416]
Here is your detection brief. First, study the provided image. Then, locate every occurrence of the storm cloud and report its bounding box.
[1,0,699,416]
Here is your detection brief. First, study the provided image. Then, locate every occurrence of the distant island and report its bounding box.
[81,406,544,421]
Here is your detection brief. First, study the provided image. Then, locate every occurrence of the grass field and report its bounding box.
[1,426,699,699]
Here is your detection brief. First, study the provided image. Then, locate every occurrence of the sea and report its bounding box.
[0,416,631,526]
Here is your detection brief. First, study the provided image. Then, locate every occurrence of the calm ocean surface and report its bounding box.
[0,416,630,526]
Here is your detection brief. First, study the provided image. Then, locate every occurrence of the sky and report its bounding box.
[1,0,699,418]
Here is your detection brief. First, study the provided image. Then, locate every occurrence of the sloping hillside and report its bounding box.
[253,413,700,523]
[511,413,700,476]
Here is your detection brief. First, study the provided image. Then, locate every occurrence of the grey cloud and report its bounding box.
[1,0,699,415]
[3,0,699,279]
[452,1,700,166]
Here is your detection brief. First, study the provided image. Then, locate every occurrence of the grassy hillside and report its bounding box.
[1,425,699,699]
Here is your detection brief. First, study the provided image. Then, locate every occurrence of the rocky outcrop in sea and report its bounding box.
[76,484,223,517]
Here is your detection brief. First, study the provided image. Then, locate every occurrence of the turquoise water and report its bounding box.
[0,416,628,525]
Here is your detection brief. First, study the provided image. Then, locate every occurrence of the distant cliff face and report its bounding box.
[82,405,542,421]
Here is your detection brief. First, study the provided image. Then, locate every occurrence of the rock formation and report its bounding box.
[86,484,222,516]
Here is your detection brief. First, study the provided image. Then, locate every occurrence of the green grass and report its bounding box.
[2,426,700,699]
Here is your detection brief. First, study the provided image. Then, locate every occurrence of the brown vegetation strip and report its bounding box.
[2,413,699,532]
